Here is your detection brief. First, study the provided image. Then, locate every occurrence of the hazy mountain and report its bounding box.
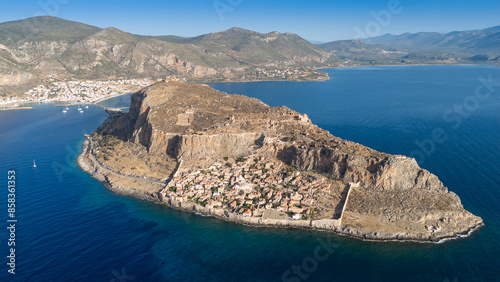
[319,25,500,65]
[319,39,402,57]
[318,39,459,65]
[364,25,500,56]
[0,17,333,96]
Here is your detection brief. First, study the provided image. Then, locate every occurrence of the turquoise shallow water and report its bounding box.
[0,65,499,281]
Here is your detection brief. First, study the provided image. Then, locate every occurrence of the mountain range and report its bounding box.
[318,39,462,66]
[318,25,500,65]
[363,26,500,57]
[0,16,499,97]
[0,17,333,97]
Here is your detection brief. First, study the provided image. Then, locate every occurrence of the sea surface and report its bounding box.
[0,65,499,281]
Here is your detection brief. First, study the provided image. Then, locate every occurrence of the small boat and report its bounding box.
[85,105,89,109]
[62,109,67,113]
[78,107,82,111]
[79,110,84,113]
[33,159,36,168]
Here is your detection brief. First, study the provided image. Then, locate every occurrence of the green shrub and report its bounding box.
[236,156,247,163]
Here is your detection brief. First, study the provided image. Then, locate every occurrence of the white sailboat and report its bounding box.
[33,159,36,168]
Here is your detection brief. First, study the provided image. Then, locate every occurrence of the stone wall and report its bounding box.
[159,196,341,231]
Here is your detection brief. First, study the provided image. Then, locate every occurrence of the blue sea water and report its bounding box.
[0,65,499,281]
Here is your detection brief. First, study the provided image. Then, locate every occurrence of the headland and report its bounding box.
[78,79,483,242]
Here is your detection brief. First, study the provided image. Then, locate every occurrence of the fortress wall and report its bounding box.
[161,197,341,231]
[339,182,358,225]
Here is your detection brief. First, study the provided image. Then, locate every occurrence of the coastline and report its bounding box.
[199,62,500,86]
[77,137,482,244]
[0,74,329,110]
[316,62,500,72]
[189,71,331,85]
[4,62,498,110]
[0,91,134,111]
[0,106,33,111]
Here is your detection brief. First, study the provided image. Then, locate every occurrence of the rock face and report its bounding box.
[94,79,483,242]
[99,80,274,162]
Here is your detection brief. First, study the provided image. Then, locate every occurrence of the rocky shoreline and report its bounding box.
[78,137,482,243]
[77,80,483,244]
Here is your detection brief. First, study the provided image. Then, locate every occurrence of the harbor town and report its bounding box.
[0,78,152,108]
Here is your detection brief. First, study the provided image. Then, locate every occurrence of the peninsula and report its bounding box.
[78,79,483,242]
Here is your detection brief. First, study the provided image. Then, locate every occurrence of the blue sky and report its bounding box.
[1,0,500,42]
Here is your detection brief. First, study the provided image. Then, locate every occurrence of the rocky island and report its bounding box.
[78,79,483,242]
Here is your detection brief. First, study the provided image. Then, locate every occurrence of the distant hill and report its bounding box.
[318,39,459,65]
[0,16,101,45]
[148,27,331,67]
[319,25,500,65]
[364,25,500,56]
[189,28,330,65]
[319,39,402,57]
[0,17,333,97]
